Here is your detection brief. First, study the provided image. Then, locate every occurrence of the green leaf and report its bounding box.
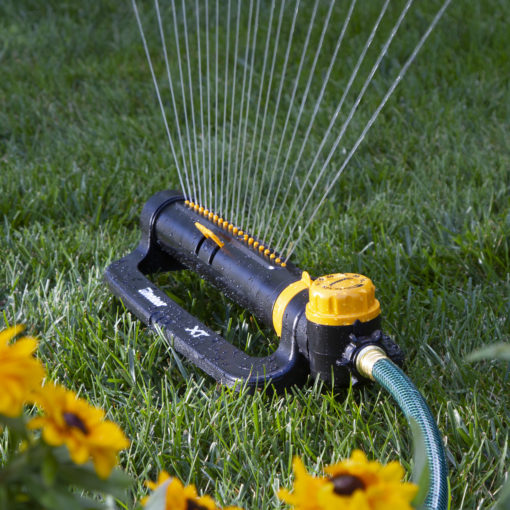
[409,417,430,509]
[0,486,9,510]
[0,415,28,436]
[0,443,46,485]
[143,479,171,510]
[38,489,106,510]
[467,342,510,362]
[51,446,131,499]
[58,463,132,500]
[15,474,106,510]
[42,450,58,487]
[494,478,510,510]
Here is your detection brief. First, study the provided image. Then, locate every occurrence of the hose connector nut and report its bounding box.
[356,345,388,381]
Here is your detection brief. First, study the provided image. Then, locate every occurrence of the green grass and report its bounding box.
[1,0,509,508]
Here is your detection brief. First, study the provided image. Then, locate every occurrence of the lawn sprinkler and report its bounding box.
[105,189,403,390]
[105,189,449,510]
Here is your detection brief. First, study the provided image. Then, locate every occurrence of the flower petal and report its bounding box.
[91,449,118,479]
[0,325,25,346]
[42,423,66,446]
[7,337,39,357]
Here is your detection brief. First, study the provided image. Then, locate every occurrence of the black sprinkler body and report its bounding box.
[104,190,403,391]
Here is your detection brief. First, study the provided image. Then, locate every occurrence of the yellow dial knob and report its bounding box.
[305,273,380,326]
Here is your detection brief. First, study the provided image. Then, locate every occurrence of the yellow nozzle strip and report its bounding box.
[272,271,312,337]
[186,201,285,266]
[305,273,380,326]
[194,222,224,248]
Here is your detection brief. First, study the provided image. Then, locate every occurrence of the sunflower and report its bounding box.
[28,383,129,478]
[279,451,418,510]
[142,471,243,510]
[0,325,46,417]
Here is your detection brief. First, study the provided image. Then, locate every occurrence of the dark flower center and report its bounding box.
[186,500,208,510]
[63,412,88,434]
[330,474,366,496]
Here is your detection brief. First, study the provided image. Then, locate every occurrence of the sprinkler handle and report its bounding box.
[104,196,307,391]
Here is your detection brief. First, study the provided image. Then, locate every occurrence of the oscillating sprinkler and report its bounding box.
[105,189,449,510]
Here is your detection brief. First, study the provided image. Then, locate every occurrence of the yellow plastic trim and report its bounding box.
[194,222,224,248]
[272,271,312,337]
[186,199,287,265]
[305,273,380,326]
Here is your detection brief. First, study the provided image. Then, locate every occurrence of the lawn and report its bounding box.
[1,1,509,509]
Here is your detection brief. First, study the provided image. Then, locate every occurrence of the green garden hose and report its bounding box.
[362,353,449,510]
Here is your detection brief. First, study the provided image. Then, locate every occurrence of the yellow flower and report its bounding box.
[142,471,243,510]
[279,451,418,510]
[278,458,329,510]
[28,384,129,478]
[0,325,45,417]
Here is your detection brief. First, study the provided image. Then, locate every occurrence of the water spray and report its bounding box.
[107,0,454,508]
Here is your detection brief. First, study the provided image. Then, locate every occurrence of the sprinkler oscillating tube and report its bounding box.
[105,190,449,510]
